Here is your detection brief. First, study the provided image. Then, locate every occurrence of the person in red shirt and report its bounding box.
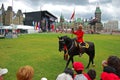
[71,24,85,56]
[101,56,120,80]
[72,24,84,43]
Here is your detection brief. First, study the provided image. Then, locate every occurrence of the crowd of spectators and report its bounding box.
[0,55,120,80]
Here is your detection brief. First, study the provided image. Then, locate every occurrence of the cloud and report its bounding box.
[0,0,120,25]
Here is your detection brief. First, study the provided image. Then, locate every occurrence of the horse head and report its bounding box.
[58,36,65,52]
[58,36,71,52]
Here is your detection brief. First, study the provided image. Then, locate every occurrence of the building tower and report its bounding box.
[95,5,103,31]
[5,6,13,26]
[60,13,64,30]
[0,3,24,26]
[0,3,5,25]
[95,6,101,22]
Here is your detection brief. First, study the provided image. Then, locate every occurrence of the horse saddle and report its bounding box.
[74,41,89,48]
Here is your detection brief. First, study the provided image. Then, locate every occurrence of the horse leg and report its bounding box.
[71,57,74,68]
[71,57,74,64]
[86,57,91,69]
[91,57,95,67]
[65,56,72,69]
[64,50,66,60]
[86,55,95,68]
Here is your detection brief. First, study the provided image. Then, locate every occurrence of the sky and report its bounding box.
[0,0,120,26]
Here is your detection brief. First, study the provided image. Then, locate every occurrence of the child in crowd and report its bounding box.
[41,77,48,80]
[56,68,74,80]
[101,55,120,80]
[73,62,96,80]
[16,65,34,80]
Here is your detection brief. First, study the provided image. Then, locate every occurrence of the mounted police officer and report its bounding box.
[71,24,85,56]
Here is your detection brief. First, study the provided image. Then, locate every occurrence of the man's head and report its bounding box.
[78,24,83,30]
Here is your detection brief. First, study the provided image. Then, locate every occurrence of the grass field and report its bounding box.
[0,33,120,80]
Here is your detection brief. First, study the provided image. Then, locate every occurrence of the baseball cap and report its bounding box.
[73,62,84,71]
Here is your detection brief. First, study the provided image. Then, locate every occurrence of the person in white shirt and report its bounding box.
[56,68,74,80]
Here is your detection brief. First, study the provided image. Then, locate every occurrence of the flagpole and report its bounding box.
[12,0,14,33]
[70,8,75,38]
[12,0,13,24]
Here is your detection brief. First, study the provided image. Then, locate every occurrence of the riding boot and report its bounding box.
[78,44,83,57]
[79,53,82,57]
[79,42,86,57]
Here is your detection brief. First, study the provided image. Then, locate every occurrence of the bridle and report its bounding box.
[59,38,76,53]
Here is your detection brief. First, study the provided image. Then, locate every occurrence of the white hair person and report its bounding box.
[41,77,47,80]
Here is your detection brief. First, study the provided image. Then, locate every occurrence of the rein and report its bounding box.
[64,40,76,54]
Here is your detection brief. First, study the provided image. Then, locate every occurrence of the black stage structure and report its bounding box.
[24,10,57,32]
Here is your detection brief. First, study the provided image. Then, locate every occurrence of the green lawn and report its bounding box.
[0,33,120,80]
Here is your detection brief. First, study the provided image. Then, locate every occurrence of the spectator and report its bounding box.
[107,55,120,78]
[85,69,96,80]
[16,65,34,80]
[73,62,88,80]
[101,55,120,80]
[41,77,47,80]
[0,68,8,80]
[56,68,74,80]
[73,62,96,80]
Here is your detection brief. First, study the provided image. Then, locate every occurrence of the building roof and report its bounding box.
[76,18,83,23]
[24,10,57,20]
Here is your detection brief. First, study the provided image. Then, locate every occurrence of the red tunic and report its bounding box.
[72,30,84,43]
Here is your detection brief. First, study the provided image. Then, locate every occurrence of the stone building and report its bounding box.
[0,3,23,26]
[94,6,103,32]
[104,20,119,32]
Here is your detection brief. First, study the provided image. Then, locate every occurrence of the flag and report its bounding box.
[70,9,75,20]
[32,21,35,26]
[35,22,38,30]
[38,21,40,31]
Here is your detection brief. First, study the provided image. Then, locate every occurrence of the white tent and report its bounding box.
[1,25,37,34]
[2,26,13,29]
[16,25,36,34]
[16,25,34,29]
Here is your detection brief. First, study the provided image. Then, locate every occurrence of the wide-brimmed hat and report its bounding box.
[0,68,8,76]
[73,62,84,71]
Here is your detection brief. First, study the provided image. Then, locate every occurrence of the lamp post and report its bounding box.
[40,5,44,32]
[12,0,14,33]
